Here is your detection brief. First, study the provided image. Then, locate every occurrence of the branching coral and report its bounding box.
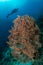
[7,15,42,62]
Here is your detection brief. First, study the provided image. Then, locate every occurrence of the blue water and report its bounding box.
[0,0,43,65]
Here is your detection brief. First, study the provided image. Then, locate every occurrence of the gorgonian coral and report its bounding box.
[7,15,42,62]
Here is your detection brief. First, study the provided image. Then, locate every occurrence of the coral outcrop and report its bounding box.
[7,15,42,62]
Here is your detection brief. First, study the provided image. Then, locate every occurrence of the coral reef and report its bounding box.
[7,15,42,62]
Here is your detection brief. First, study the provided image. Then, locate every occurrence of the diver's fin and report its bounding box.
[6,15,9,18]
[6,14,10,18]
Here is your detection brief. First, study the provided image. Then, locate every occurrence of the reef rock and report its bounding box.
[7,15,42,62]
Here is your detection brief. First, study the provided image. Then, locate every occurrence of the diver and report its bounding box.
[6,8,18,18]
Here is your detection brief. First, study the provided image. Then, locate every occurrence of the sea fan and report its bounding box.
[7,15,42,62]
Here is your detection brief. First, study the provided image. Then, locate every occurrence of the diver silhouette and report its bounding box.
[6,8,18,18]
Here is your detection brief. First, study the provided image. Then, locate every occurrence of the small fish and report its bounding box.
[6,8,18,18]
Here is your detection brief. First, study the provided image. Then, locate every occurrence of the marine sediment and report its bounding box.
[7,15,42,62]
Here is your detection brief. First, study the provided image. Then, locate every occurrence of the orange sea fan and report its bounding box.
[8,15,41,62]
